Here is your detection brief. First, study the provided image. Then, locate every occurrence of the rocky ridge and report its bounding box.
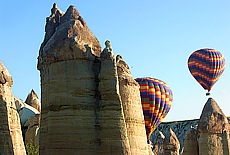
[151,98,230,155]
[152,117,230,152]
[37,4,149,155]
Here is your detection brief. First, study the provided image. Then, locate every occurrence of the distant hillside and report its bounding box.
[151,117,230,150]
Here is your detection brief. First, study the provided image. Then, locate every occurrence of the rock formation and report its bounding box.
[151,98,230,155]
[0,61,26,154]
[25,114,40,146]
[15,99,40,132]
[197,98,230,155]
[152,131,165,155]
[38,5,102,154]
[37,4,149,154]
[25,89,41,112]
[15,95,40,150]
[98,43,131,154]
[182,128,199,155]
[117,54,149,154]
[163,128,180,155]
[151,119,199,152]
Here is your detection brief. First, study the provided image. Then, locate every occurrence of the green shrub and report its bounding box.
[26,143,39,155]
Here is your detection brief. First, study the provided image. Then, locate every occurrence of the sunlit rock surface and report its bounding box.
[151,98,230,155]
[25,114,40,147]
[0,61,26,155]
[151,119,198,151]
[198,98,230,155]
[117,54,149,154]
[182,128,199,155]
[163,128,180,155]
[38,3,149,155]
[25,89,41,112]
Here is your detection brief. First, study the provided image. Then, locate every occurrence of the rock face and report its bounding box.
[98,44,131,155]
[25,114,40,146]
[37,3,101,70]
[25,89,41,112]
[38,4,102,154]
[182,128,199,155]
[152,98,230,155]
[152,131,165,154]
[151,119,199,152]
[117,54,149,154]
[15,94,40,149]
[163,128,180,155]
[15,99,40,130]
[198,98,230,155]
[38,4,149,154]
[0,61,26,154]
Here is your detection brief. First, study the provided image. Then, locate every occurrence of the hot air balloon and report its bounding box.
[188,48,226,95]
[135,77,173,139]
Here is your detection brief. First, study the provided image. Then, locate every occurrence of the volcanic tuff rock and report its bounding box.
[152,131,165,155]
[98,43,131,154]
[37,3,101,70]
[198,98,230,133]
[25,114,40,147]
[182,128,199,155]
[151,119,199,151]
[198,98,230,155]
[116,54,149,154]
[38,5,102,154]
[25,89,41,112]
[152,98,230,155]
[163,128,180,155]
[0,61,26,155]
[38,4,150,155]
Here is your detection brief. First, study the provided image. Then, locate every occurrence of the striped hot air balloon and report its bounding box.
[188,48,226,95]
[135,77,173,139]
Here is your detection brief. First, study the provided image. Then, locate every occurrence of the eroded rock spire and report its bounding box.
[0,61,26,154]
[198,98,230,133]
[198,98,230,155]
[38,3,152,154]
[38,3,101,70]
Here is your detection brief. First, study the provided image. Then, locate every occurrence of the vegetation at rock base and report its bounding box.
[26,143,39,155]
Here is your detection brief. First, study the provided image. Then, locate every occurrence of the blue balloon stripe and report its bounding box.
[189,65,224,79]
[189,56,225,69]
[191,49,225,64]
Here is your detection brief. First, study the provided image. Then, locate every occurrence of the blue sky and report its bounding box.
[1,1,230,121]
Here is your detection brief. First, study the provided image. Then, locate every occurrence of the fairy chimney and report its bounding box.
[98,41,131,154]
[183,128,199,155]
[25,89,41,112]
[116,54,149,154]
[0,61,26,155]
[163,128,180,155]
[37,4,149,154]
[37,4,103,154]
[198,98,230,155]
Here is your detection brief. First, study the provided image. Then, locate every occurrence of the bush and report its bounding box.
[26,143,39,155]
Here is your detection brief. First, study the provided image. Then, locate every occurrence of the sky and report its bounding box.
[1,1,230,121]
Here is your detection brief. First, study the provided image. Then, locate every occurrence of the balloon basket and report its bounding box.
[206,92,210,96]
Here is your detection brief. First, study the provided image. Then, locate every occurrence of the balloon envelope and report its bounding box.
[135,77,173,138]
[188,48,225,92]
